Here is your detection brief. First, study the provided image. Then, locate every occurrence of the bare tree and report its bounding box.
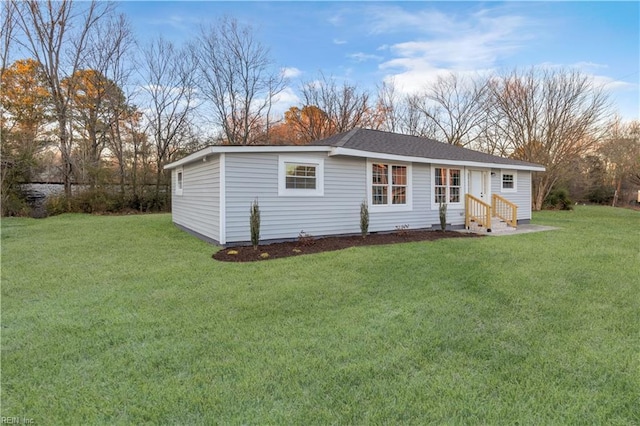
[138,36,198,201]
[410,73,489,147]
[286,74,371,143]
[599,118,640,206]
[373,79,405,133]
[1,0,16,73]
[487,67,612,210]
[404,93,440,139]
[193,17,285,145]
[13,0,114,201]
[69,12,134,187]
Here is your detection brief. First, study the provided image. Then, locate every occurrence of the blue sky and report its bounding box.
[119,1,639,121]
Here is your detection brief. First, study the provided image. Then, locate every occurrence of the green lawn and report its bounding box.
[1,206,639,424]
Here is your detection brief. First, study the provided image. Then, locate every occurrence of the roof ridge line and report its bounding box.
[333,128,360,147]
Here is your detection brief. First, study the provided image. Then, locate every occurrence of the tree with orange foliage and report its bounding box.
[0,58,52,215]
[282,105,332,144]
[273,75,372,145]
[14,0,115,203]
[62,69,127,186]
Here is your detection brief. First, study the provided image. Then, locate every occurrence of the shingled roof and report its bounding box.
[310,128,543,170]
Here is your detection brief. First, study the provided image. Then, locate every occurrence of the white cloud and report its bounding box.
[333,39,347,45]
[366,7,457,35]
[348,52,383,63]
[328,13,344,27]
[590,75,634,91]
[147,15,201,32]
[370,6,533,94]
[524,62,635,92]
[270,87,300,117]
[282,67,302,78]
[572,61,609,70]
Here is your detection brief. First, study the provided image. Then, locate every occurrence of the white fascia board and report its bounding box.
[164,147,217,170]
[164,145,332,170]
[328,147,546,172]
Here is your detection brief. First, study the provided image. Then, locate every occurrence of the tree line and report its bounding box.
[1,0,638,216]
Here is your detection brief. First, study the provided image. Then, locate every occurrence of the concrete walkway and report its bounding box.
[489,224,559,236]
[457,224,560,236]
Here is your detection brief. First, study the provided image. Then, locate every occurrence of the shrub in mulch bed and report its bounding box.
[213,230,483,262]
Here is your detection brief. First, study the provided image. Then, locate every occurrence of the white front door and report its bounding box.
[468,170,489,201]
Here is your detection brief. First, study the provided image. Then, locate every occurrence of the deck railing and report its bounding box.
[492,194,518,227]
[465,194,492,231]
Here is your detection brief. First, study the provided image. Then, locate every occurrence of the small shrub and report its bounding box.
[395,224,410,236]
[42,189,171,216]
[227,250,239,255]
[439,202,448,231]
[126,192,169,212]
[544,187,573,210]
[47,189,127,214]
[360,200,369,238]
[250,198,260,250]
[586,186,614,205]
[1,190,31,217]
[259,252,270,259]
[297,230,314,246]
[45,194,71,216]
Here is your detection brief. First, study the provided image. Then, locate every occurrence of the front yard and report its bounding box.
[1,206,638,424]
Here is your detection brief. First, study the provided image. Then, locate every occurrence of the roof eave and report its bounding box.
[328,147,546,172]
[164,145,333,170]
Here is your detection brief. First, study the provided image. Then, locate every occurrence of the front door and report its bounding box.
[468,170,488,201]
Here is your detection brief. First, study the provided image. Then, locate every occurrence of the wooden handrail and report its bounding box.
[465,194,492,231]
[492,194,518,227]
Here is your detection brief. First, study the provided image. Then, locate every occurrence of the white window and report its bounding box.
[278,156,324,196]
[286,164,316,189]
[433,167,462,205]
[367,160,412,210]
[501,170,517,192]
[176,168,183,196]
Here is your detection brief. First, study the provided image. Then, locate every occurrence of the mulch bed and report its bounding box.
[213,230,483,262]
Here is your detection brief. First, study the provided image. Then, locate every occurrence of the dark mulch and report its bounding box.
[213,230,483,262]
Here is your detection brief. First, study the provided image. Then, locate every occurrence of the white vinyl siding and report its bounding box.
[226,153,357,243]
[491,168,532,221]
[170,151,536,246]
[224,154,437,245]
[171,157,220,242]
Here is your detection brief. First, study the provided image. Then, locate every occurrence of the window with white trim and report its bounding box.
[369,162,410,208]
[286,164,316,189]
[434,167,461,204]
[278,156,324,196]
[501,170,517,192]
[176,168,183,196]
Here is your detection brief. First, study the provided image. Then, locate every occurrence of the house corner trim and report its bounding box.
[219,153,226,245]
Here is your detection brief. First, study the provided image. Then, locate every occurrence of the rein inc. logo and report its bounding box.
[1,417,34,424]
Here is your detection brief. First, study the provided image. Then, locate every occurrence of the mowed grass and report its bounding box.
[1,206,639,424]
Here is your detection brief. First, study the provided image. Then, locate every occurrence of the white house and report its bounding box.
[164,128,545,246]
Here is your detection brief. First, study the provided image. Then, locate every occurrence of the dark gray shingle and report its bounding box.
[310,128,543,169]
